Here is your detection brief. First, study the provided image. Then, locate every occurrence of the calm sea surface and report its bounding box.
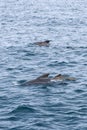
[0,0,87,130]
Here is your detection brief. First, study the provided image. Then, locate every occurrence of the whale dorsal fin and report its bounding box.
[37,73,50,79]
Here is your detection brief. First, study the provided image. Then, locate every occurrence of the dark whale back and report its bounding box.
[22,73,50,85]
[35,40,51,46]
[37,73,50,79]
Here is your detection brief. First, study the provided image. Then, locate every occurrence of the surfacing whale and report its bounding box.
[52,74,76,81]
[22,73,50,85]
[21,73,76,86]
[35,40,51,47]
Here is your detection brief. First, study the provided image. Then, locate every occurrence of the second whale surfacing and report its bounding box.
[21,73,76,86]
[52,74,76,81]
[35,40,51,47]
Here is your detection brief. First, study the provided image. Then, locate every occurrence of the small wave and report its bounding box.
[9,105,38,114]
[74,89,85,94]
[0,116,17,121]
[17,80,27,84]
[7,116,18,121]
[9,126,23,130]
[47,61,68,67]
[12,80,27,86]
[12,81,20,86]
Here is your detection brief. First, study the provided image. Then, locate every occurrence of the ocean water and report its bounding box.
[0,0,87,130]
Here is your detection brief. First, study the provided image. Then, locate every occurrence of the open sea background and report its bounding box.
[0,0,87,130]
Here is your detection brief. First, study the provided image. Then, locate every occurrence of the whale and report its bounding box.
[22,73,51,85]
[21,73,76,86]
[35,40,51,47]
[52,74,76,81]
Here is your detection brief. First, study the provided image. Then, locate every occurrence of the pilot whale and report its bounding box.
[21,73,76,86]
[22,73,51,85]
[52,74,76,81]
[35,40,51,47]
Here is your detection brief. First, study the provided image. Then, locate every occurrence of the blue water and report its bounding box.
[0,0,87,129]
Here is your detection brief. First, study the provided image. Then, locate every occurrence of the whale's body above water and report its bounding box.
[21,73,76,86]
